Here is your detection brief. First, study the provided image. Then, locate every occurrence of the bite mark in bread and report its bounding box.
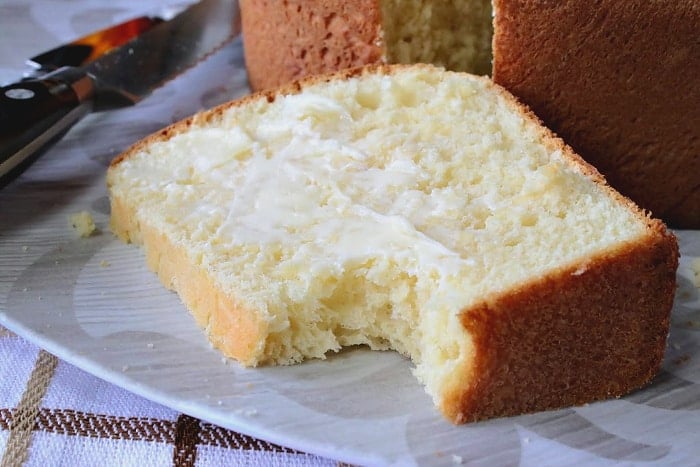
[108,65,678,423]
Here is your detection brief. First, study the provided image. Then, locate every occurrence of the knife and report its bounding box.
[0,0,239,187]
[24,15,164,78]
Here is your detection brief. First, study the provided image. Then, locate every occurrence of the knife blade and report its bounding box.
[25,16,165,77]
[0,0,239,187]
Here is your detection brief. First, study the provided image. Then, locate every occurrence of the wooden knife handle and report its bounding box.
[0,67,94,188]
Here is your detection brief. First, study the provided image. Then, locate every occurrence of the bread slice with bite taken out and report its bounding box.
[107,64,678,423]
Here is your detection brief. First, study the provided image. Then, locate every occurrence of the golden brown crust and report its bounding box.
[109,186,267,366]
[492,0,700,228]
[240,0,385,91]
[445,224,678,423]
[442,68,680,421]
[108,64,680,423]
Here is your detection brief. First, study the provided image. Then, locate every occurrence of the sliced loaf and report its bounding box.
[108,65,678,423]
[240,0,493,91]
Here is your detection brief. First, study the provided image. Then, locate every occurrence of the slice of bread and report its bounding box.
[240,0,493,91]
[107,64,678,423]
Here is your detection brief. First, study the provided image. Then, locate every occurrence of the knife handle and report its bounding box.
[0,67,95,187]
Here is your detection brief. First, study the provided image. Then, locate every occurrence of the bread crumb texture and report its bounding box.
[380,0,492,75]
[108,66,677,422]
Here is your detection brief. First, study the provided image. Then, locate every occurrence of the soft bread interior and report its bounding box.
[380,0,493,75]
[108,66,648,409]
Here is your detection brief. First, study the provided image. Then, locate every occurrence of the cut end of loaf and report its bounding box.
[240,0,493,91]
[380,0,493,75]
[108,64,678,422]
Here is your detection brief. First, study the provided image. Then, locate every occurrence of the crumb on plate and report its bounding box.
[70,211,97,237]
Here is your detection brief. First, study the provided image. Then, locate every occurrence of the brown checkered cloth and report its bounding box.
[0,326,340,466]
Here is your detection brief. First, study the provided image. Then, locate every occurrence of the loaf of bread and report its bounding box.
[108,65,678,423]
[492,0,700,228]
[240,0,493,91]
[240,0,700,228]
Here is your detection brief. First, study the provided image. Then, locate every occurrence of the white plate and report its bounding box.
[2,24,700,467]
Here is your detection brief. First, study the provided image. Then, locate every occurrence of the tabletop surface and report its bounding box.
[1,1,700,467]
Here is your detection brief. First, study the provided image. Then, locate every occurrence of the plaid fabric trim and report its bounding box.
[1,350,58,467]
[0,408,298,454]
[173,414,200,467]
[0,329,338,466]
